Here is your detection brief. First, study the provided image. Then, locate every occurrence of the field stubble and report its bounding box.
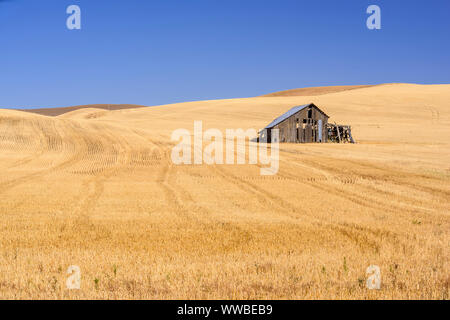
[0,84,449,299]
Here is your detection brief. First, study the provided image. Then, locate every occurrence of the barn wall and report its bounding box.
[271,106,328,143]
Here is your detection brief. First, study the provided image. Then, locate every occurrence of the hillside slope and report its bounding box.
[0,83,449,299]
[261,85,376,97]
[20,104,148,117]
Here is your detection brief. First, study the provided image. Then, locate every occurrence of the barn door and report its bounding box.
[318,119,323,142]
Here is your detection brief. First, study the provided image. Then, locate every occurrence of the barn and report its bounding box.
[259,103,330,143]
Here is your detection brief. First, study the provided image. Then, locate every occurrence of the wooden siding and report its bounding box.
[261,105,329,143]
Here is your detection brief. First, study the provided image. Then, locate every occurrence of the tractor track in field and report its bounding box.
[274,153,411,250]
[0,118,97,195]
[206,159,400,252]
[428,106,440,124]
[196,148,433,249]
[326,157,450,198]
[209,164,317,223]
[279,152,447,215]
[144,136,207,223]
[3,118,48,169]
[70,126,127,218]
[0,145,82,196]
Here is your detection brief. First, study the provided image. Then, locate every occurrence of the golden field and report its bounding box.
[0,83,449,299]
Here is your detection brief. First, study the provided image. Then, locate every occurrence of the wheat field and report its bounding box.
[0,83,448,299]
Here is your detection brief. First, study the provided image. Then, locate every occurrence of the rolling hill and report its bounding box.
[0,83,449,299]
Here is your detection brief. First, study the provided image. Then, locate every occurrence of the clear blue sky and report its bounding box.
[0,0,449,109]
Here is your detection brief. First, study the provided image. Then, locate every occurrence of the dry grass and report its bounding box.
[261,85,375,97]
[0,84,449,299]
[21,104,148,117]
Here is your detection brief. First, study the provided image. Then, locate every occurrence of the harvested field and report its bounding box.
[0,83,449,299]
[20,104,149,117]
[261,85,376,97]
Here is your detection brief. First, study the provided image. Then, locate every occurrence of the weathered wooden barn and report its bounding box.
[259,103,330,143]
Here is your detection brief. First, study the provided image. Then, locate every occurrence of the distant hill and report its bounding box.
[261,85,376,97]
[20,104,148,117]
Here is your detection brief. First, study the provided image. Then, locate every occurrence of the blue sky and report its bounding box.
[0,0,449,109]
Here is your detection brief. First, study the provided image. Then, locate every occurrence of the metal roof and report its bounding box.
[264,103,329,129]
